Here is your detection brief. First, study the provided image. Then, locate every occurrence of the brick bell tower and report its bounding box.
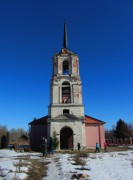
[47,23,86,150]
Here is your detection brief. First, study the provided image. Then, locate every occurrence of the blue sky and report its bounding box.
[0,0,133,130]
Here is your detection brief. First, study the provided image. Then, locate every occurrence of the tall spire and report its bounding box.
[63,22,68,49]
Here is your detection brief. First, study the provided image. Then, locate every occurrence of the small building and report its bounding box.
[19,135,29,145]
[29,23,105,150]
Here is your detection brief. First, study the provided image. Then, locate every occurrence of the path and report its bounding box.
[43,154,63,180]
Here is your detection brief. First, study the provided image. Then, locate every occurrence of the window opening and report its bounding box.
[63,109,69,114]
[62,82,71,103]
[63,61,69,75]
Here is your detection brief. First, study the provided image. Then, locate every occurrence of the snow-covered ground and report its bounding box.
[0,149,133,180]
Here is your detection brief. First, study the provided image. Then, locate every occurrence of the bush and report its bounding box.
[52,131,59,150]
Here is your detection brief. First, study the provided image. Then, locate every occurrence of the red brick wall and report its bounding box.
[30,124,47,150]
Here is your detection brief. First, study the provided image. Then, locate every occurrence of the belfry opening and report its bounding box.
[62,81,71,103]
[63,60,69,75]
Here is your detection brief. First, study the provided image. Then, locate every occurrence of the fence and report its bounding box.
[106,137,133,146]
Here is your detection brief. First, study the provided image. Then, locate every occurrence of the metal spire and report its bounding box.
[63,21,68,48]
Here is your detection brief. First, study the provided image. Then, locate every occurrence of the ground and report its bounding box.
[0,147,133,180]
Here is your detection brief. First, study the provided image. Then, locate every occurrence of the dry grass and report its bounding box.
[25,159,48,180]
[11,177,21,180]
[14,157,31,170]
[14,155,49,180]
[73,155,86,166]
[77,151,88,158]
[56,146,133,155]
[84,146,133,153]
[131,160,133,167]
[10,154,50,180]
[106,146,133,152]
[53,157,60,162]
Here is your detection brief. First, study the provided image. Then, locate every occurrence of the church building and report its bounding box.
[29,23,105,150]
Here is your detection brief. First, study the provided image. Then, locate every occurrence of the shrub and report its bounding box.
[52,131,59,150]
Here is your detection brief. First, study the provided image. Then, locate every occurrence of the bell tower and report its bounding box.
[48,23,86,150]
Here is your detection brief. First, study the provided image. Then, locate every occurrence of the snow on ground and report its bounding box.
[44,155,62,180]
[0,149,41,180]
[56,151,133,180]
[0,149,133,180]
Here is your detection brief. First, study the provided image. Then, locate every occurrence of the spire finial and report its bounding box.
[63,21,68,48]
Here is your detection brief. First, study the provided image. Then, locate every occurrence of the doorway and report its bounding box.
[60,127,73,149]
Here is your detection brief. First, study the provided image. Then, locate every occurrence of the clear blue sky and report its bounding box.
[0,0,133,130]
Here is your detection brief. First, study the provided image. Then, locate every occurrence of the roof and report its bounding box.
[53,113,84,120]
[85,115,105,124]
[29,116,48,125]
[19,134,29,140]
[53,48,78,58]
[28,115,105,125]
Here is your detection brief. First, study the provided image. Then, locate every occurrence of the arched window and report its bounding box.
[62,81,71,103]
[63,109,69,114]
[63,61,69,75]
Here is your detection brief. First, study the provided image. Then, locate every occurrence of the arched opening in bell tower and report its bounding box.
[62,81,71,103]
[63,60,69,75]
[60,127,73,149]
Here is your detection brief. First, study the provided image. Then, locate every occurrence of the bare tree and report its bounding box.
[9,128,26,147]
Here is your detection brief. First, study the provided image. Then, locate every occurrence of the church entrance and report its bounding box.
[60,127,73,150]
